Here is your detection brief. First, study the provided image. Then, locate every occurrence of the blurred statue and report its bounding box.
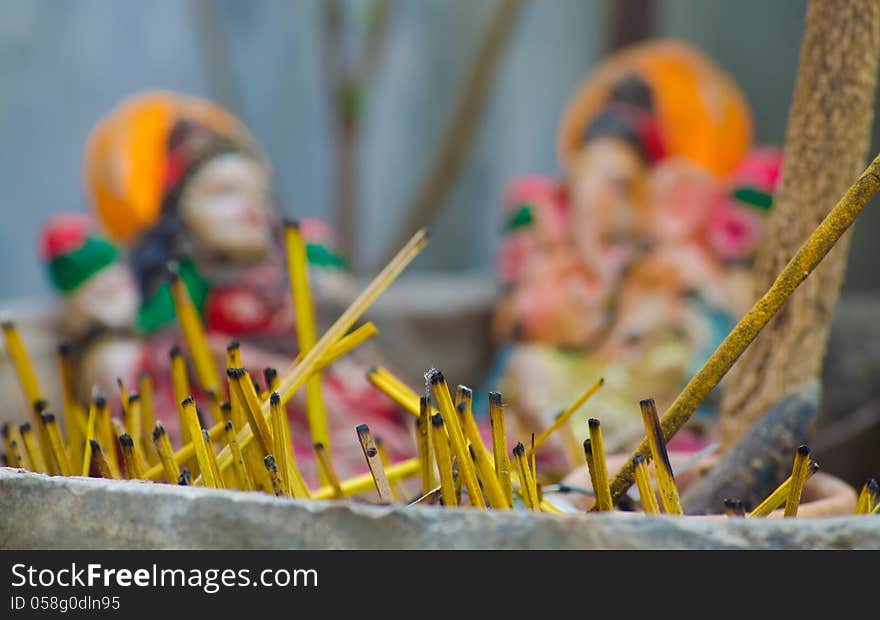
[39,91,410,481]
[490,40,781,477]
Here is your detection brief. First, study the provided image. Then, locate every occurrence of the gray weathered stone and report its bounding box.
[1,467,878,549]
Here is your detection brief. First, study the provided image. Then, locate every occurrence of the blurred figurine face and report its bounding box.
[569,137,648,256]
[66,262,139,330]
[180,153,273,261]
[647,159,718,242]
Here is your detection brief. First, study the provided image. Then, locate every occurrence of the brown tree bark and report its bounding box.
[718,0,880,448]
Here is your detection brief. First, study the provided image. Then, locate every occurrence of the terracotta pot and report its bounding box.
[559,451,858,517]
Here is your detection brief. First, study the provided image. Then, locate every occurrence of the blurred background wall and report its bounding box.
[1,0,878,301]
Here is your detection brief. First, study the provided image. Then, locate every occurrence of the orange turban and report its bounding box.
[83,91,256,243]
[558,39,753,177]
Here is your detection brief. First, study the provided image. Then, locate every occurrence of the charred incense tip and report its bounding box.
[633,453,645,466]
[264,454,277,470]
[169,344,182,359]
[723,498,738,508]
[40,412,56,424]
[314,442,325,451]
[128,392,141,404]
[225,367,246,380]
[588,418,600,429]
[419,396,429,407]
[201,429,210,441]
[226,340,240,352]
[119,433,134,448]
[0,422,8,438]
[264,367,278,385]
[583,438,592,455]
[457,385,473,399]
[19,422,31,433]
[32,399,48,414]
[797,444,811,457]
[270,392,281,406]
[57,341,72,356]
[88,438,101,451]
[283,217,300,230]
[424,368,444,385]
[488,391,503,405]
[867,478,879,494]
[224,420,233,432]
[639,398,656,409]
[456,401,466,414]
[178,468,191,486]
[808,461,820,475]
[513,442,525,457]
[152,423,166,440]
[598,377,605,386]
[421,227,431,240]
[0,320,14,330]
[93,395,107,409]
[220,401,232,412]
[181,396,195,407]
[431,413,444,428]
[356,424,370,436]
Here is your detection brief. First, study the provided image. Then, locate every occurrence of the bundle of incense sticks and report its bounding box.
[4,150,880,518]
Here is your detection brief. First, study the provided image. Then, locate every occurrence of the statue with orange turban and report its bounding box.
[489,40,781,479]
[41,90,411,482]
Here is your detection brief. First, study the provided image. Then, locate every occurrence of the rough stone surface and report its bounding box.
[1,468,878,550]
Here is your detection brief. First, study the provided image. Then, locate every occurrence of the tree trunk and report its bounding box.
[718,0,880,448]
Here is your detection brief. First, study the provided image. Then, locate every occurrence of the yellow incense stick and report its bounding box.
[58,342,85,463]
[783,445,811,518]
[285,220,331,456]
[170,345,193,450]
[356,424,396,503]
[430,414,457,507]
[639,399,682,515]
[226,340,242,368]
[139,373,156,440]
[529,432,538,507]
[95,396,121,479]
[2,321,44,407]
[313,442,343,499]
[488,392,514,507]
[19,422,48,474]
[202,429,226,489]
[119,433,144,479]
[181,397,217,488]
[116,378,131,421]
[426,368,486,509]
[633,454,660,515]
[41,413,72,476]
[228,368,273,458]
[81,398,98,477]
[269,392,292,497]
[375,436,406,502]
[530,377,603,456]
[513,442,538,510]
[582,439,599,503]
[168,265,221,395]
[748,461,819,517]
[608,153,880,503]
[416,397,436,495]
[125,393,143,448]
[224,420,254,492]
[32,400,57,475]
[367,370,422,417]
[587,419,613,511]
[152,422,180,484]
[457,401,508,510]
[87,439,115,479]
[263,455,286,497]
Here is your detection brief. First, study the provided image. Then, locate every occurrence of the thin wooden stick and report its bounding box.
[783,445,811,517]
[356,424,395,503]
